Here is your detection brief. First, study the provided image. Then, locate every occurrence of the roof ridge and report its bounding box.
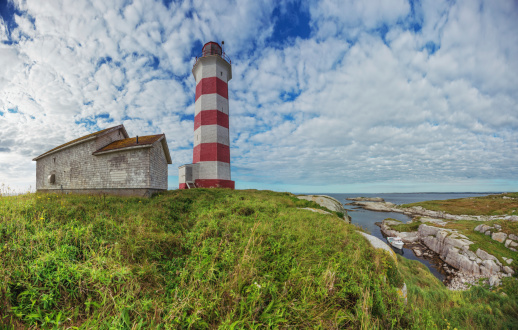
[32,124,125,161]
[92,133,165,155]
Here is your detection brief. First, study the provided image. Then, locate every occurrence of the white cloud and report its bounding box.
[0,0,517,192]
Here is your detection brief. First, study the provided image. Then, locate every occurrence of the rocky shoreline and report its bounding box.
[376,218,515,290]
[350,196,517,291]
[346,197,385,202]
[351,201,518,222]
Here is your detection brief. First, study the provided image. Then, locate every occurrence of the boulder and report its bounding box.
[503,266,515,275]
[464,249,477,261]
[444,247,480,276]
[397,283,407,303]
[444,234,473,250]
[475,248,498,261]
[494,224,502,230]
[351,201,396,212]
[477,224,492,233]
[492,232,507,243]
[297,195,351,223]
[418,224,443,238]
[509,234,518,241]
[489,275,500,287]
[398,231,419,243]
[480,260,501,276]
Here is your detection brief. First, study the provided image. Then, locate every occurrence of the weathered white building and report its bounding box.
[33,124,172,197]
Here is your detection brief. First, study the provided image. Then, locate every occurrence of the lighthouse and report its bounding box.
[178,41,235,189]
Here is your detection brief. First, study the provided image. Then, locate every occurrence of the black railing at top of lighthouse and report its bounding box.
[194,41,231,66]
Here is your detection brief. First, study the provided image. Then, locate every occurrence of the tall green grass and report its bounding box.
[1,189,405,328]
[398,256,518,329]
[1,189,517,328]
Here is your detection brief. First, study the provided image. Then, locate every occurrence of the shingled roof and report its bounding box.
[32,125,128,161]
[93,134,172,164]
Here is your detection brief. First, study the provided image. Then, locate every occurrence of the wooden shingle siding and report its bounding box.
[34,125,170,196]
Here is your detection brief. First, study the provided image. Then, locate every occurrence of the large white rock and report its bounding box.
[351,201,396,212]
[480,260,501,276]
[418,224,443,238]
[492,232,508,243]
[475,224,492,233]
[476,248,498,261]
[297,195,351,223]
[489,275,500,287]
[503,266,515,275]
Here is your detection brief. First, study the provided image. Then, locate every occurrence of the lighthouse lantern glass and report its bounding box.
[202,42,222,57]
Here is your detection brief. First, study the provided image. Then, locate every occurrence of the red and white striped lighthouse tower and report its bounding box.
[178,41,235,189]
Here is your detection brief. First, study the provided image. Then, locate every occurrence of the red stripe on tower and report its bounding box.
[193,143,230,163]
[194,110,229,130]
[195,179,235,189]
[195,77,228,101]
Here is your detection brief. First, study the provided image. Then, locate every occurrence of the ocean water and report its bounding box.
[305,192,496,282]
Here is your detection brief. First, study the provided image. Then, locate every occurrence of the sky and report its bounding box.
[0,0,517,194]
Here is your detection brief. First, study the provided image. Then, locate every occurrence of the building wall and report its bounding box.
[95,129,125,150]
[149,141,168,189]
[36,139,153,191]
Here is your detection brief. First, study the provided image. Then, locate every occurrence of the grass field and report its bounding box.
[1,189,517,328]
[400,193,518,216]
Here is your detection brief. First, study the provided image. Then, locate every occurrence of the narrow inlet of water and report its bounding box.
[312,193,494,282]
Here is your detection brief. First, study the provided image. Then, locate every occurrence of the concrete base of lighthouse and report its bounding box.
[179,179,234,189]
[195,179,234,189]
[178,164,234,189]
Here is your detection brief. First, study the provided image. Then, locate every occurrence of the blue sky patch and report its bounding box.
[270,2,311,45]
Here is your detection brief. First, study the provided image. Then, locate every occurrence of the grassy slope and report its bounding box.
[398,257,518,329]
[1,189,517,329]
[1,189,405,328]
[400,193,518,216]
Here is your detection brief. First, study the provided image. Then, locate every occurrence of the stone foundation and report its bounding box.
[37,188,165,198]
